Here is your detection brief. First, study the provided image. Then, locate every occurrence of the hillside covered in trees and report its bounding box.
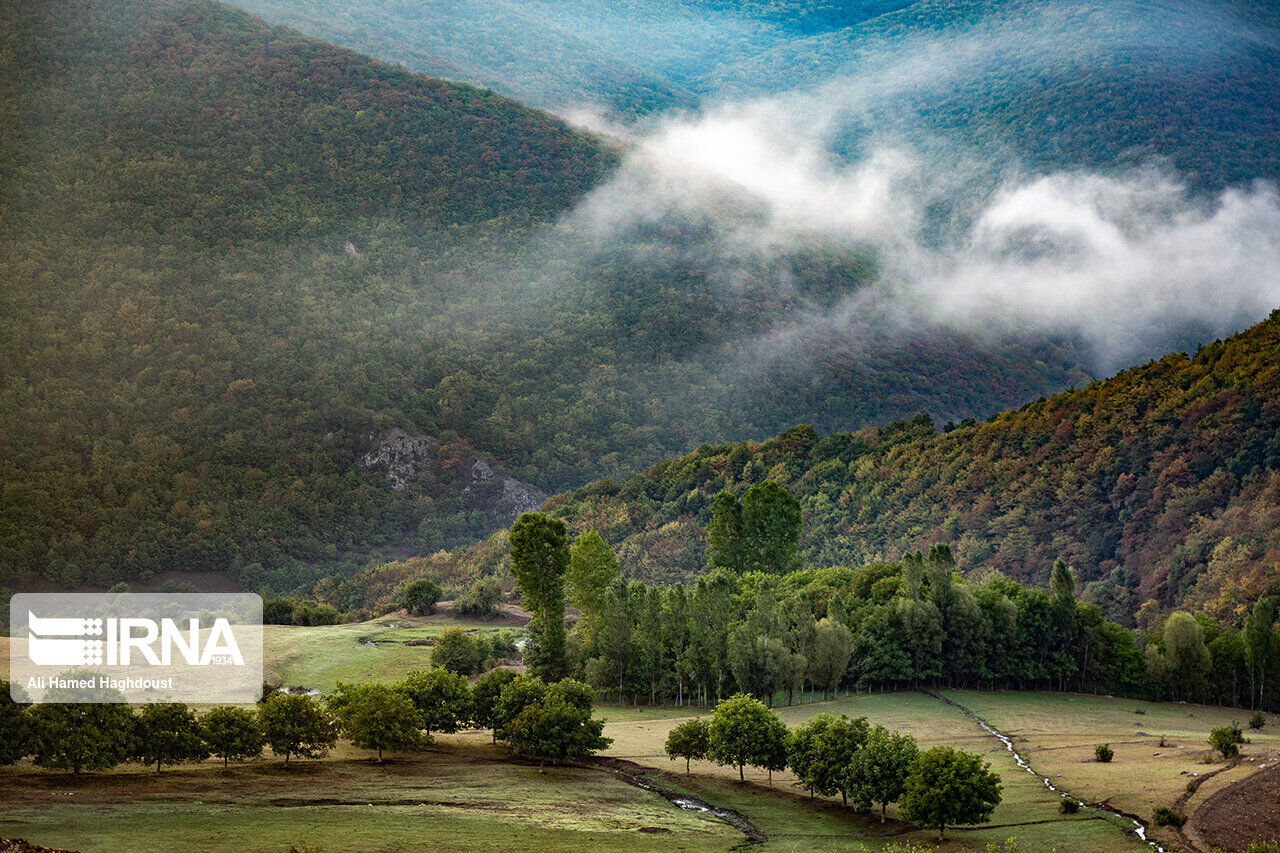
[228,0,1280,187]
[0,0,1095,591]
[536,312,1280,623]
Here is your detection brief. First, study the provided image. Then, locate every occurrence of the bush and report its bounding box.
[457,577,503,619]
[1208,723,1245,759]
[399,579,443,616]
[1244,843,1280,853]
[489,630,520,660]
[431,627,485,675]
[1249,710,1267,730]
[1059,798,1080,814]
[1094,743,1113,763]
[1153,807,1185,827]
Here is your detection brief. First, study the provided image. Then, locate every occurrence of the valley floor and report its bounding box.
[2,689,1275,852]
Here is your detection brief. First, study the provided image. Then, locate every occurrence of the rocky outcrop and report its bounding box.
[360,429,545,527]
[360,429,439,490]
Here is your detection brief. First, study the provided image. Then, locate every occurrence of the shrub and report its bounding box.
[399,579,443,616]
[1249,711,1267,730]
[1095,743,1113,763]
[1153,807,1185,827]
[1059,798,1080,814]
[1208,723,1245,759]
[457,577,503,618]
[431,626,485,675]
[1244,843,1280,853]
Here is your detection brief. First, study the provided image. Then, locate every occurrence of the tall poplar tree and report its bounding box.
[511,512,570,680]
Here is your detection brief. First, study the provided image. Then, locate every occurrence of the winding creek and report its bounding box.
[925,691,1167,852]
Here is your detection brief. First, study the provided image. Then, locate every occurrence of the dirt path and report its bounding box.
[1188,762,1280,852]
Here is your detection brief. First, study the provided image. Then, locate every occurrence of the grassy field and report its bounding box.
[944,690,1280,850]
[0,689,1172,853]
[262,608,526,691]
[598,690,1154,853]
[6,614,1276,852]
[0,739,737,853]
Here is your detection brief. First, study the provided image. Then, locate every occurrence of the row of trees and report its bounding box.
[0,668,609,773]
[506,509,1280,711]
[664,693,1001,841]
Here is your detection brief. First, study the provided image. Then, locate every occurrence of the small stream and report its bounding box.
[927,691,1166,852]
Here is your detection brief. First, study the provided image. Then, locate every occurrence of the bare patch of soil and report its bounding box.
[0,841,81,853]
[1190,763,1280,852]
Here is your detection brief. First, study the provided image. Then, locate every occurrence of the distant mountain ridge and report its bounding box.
[226,0,1280,187]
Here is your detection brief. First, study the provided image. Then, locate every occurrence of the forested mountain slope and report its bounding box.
[227,0,1280,187]
[0,0,615,589]
[539,312,1280,623]
[0,0,1093,591]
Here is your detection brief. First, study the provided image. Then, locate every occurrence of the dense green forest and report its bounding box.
[562,550,1280,714]
[228,0,1280,187]
[388,312,1280,624]
[0,0,1093,590]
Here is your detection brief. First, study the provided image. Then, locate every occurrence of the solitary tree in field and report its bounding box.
[900,746,1002,841]
[201,706,264,769]
[665,718,710,773]
[510,512,570,679]
[136,703,209,773]
[258,693,338,765]
[707,693,787,782]
[330,683,426,761]
[395,667,473,737]
[847,725,919,822]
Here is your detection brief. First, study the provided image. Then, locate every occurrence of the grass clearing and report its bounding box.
[599,690,1151,852]
[0,741,735,853]
[262,611,526,691]
[942,689,1280,850]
